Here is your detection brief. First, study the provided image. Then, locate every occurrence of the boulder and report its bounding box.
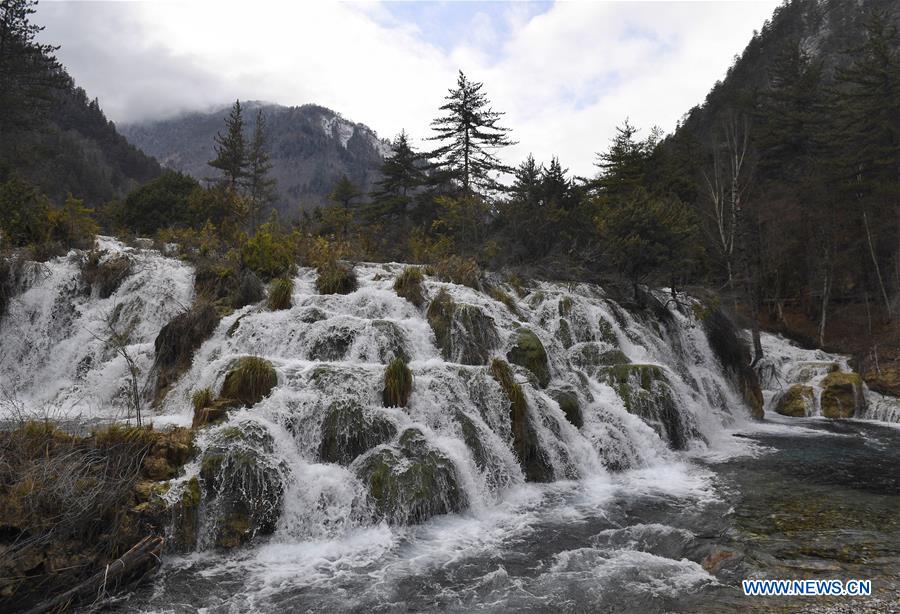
[199,423,286,549]
[820,372,866,419]
[426,290,499,365]
[603,364,690,450]
[774,384,814,418]
[548,389,583,428]
[506,328,551,388]
[318,400,397,465]
[220,356,278,407]
[355,428,465,525]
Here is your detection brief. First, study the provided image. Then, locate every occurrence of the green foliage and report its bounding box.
[241,223,296,281]
[123,170,199,235]
[393,266,425,307]
[0,175,49,247]
[191,387,214,414]
[220,356,278,407]
[595,188,700,287]
[329,174,361,209]
[266,277,293,311]
[47,195,98,250]
[382,357,413,408]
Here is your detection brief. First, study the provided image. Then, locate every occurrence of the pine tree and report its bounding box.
[0,0,63,135]
[593,120,653,198]
[208,100,247,190]
[371,131,425,201]
[429,70,516,195]
[834,9,900,319]
[246,109,277,229]
[329,174,361,209]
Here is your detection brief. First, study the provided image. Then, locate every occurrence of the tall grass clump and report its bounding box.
[393,266,425,307]
[382,357,413,408]
[267,277,294,310]
[220,356,278,407]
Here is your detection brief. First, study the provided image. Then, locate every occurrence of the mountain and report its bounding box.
[0,69,161,206]
[121,103,391,212]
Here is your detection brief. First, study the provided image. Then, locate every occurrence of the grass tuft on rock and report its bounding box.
[267,277,294,311]
[383,357,414,408]
[81,250,132,299]
[220,356,278,407]
[316,262,357,295]
[430,255,481,290]
[487,285,520,316]
[393,266,425,307]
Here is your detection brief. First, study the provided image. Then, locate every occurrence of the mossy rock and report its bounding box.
[355,428,465,525]
[602,364,689,450]
[372,320,409,363]
[571,344,630,372]
[457,412,489,470]
[506,328,551,388]
[220,356,277,407]
[558,296,573,316]
[489,359,555,482]
[199,423,285,549]
[426,289,498,365]
[308,325,357,361]
[153,303,220,402]
[548,389,583,428]
[169,476,202,553]
[81,251,132,299]
[318,400,397,465]
[555,319,573,349]
[597,317,618,345]
[774,385,815,418]
[820,372,865,419]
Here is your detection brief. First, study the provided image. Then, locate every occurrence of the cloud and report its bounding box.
[37,0,779,177]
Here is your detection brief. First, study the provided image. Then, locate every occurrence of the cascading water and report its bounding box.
[3,238,898,612]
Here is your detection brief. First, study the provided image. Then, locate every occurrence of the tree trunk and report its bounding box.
[863,209,892,320]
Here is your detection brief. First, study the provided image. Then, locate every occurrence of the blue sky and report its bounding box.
[38,0,780,177]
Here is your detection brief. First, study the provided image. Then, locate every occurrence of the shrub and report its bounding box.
[393,266,425,307]
[267,277,294,310]
[382,357,413,408]
[241,223,296,281]
[316,262,357,295]
[220,356,278,407]
[430,255,481,290]
[0,176,50,247]
[123,170,199,234]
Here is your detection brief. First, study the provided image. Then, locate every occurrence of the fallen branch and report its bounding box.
[23,536,164,614]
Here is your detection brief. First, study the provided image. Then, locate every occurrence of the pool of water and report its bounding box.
[113,418,900,613]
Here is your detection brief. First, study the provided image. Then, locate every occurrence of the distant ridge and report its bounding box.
[121,103,391,213]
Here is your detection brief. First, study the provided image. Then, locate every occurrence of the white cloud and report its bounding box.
[38,0,779,177]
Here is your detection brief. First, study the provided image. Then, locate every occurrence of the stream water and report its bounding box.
[113,417,899,613]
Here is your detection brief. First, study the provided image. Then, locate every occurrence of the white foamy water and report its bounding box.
[4,238,897,611]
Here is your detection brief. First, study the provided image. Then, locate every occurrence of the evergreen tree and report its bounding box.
[208,100,247,190]
[329,174,361,209]
[246,109,277,229]
[0,0,63,135]
[429,70,516,194]
[593,120,654,198]
[371,131,425,201]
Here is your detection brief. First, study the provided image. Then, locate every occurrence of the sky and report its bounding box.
[36,0,781,177]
